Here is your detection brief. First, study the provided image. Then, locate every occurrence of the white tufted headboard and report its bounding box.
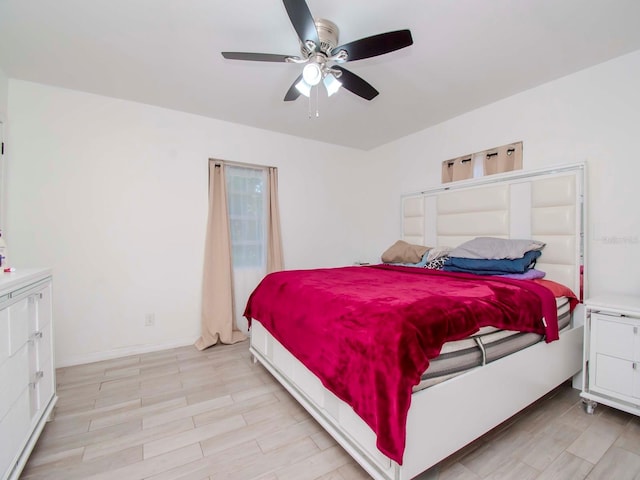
[402,164,585,300]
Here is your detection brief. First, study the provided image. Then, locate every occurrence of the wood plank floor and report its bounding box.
[20,342,640,480]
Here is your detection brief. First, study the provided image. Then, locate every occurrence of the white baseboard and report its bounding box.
[55,337,199,368]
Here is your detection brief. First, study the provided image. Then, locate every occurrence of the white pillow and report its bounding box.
[449,237,545,260]
[426,246,453,262]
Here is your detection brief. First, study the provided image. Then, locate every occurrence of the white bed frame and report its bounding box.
[249,164,586,480]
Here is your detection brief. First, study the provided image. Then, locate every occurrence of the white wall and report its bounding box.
[364,50,640,298]
[6,80,368,366]
[0,67,7,118]
[0,67,7,233]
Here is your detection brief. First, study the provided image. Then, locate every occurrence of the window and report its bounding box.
[225,165,269,334]
[441,141,523,183]
[226,165,267,269]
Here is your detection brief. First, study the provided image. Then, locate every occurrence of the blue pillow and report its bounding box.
[443,249,541,274]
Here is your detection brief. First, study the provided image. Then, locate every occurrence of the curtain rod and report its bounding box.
[210,158,276,170]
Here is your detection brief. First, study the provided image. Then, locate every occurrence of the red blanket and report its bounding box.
[244,265,560,464]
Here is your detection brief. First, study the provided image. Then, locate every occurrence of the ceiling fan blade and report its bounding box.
[333,29,413,62]
[284,74,304,101]
[222,52,292,62]
[333,66,379,100]
[282,0,319,47]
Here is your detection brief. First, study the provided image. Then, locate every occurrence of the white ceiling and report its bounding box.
[1,0,640,150]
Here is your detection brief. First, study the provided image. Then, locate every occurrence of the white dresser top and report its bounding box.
[585,294,640,315]
[0,268,52,296]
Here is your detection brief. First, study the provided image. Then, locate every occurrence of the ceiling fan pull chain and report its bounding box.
[306,86,320,119]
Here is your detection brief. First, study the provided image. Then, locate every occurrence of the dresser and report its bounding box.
[0,269,56,480]
[581,295,640,416]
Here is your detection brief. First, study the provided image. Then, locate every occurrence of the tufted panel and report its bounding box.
[437,211,509,238]
[531,175,576,208]
[402,196,425,245]
[437,185,509,214]
[530,174,580,293]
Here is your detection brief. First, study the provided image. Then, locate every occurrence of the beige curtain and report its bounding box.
[195,161,246,350]
[266,167,284,273]
[441,157,473,183]
[483,143,523,176]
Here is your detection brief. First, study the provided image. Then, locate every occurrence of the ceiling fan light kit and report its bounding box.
[221,0,413,104]
[323,74,341,97]
[294,78,312,97]
[302,62,322,86]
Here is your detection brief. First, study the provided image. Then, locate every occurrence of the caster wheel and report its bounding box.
[582,399,597,415]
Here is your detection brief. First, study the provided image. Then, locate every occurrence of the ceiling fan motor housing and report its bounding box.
[301,19,339,56]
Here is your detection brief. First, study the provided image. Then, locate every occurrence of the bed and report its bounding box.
[246,163,586,480]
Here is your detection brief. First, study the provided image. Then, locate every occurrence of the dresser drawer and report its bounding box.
[35,321,53,371]
[0,387,30,478]
[0,308,9,364]
[0,346,29,422]
[34,284,53,331]
[29,322,55,415]
[8,298,30,356]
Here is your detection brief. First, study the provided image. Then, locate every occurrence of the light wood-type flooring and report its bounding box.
[20,342,640,480]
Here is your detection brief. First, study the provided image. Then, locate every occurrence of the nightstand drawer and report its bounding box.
[593,353,636,399]
[592,313,639,361]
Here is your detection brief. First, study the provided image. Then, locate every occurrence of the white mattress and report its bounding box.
[413,297,571,392]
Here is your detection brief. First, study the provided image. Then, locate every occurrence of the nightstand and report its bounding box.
[581,295,640,416]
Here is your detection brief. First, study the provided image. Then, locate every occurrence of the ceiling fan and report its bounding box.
[221,0,413,102]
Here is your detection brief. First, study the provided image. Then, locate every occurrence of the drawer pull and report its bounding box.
[29,371,44,388]
[635,326,638,335]
[634,363,637,371]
